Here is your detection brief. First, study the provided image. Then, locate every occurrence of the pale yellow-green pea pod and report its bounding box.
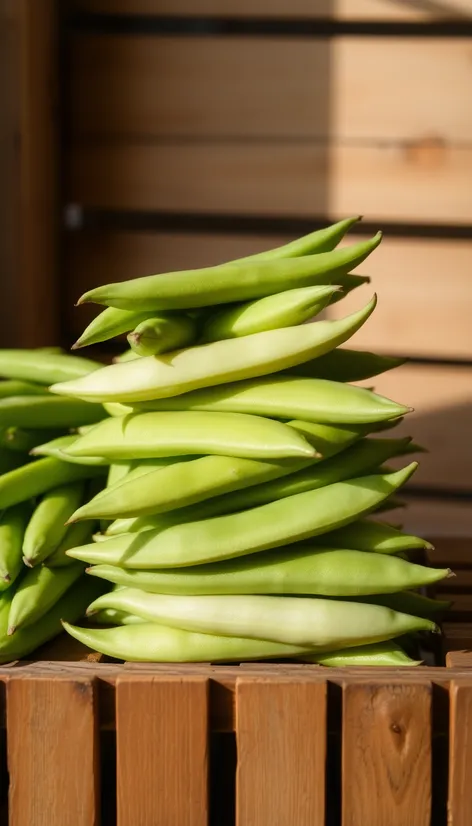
[0,395,106,428]
[73,307,156,350]
[63,411,317,461]
[67,464,418,569]
[128,314,197,357]
[77,232,380,312]
[0,350,101,384]
[72,436,410,523]
[299,640,422,667]
[22,482,86,566]
[234,216,361,262]
[133,374,410,425]
[0,379,49,398]
[63,621,315,662]
[7,562,85,634]
[51,296,378,403]
[287,348,406,383]
[31,434,108,466]
[0,502,32,586]
[0,457,106,510]
[316,518,433,554]
[0,576,106,663]
[200,284,340,342]
[347,591,452,619]
[89,608,147,626]
[107,462,132,489]
[113,349,141,364]
[83,591,436,650]
[45,519,98,567]
[85,548,449,599]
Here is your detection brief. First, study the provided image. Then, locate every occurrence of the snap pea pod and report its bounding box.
[0,457,106,509]
[0,503,31,586]
[0,350,101,384]
[22,482,86,566]
[90,608,147,626]
[45,520,98,567]
[201,284,340,342]
[0,396,106,428]
[63,621,315,662]
[286,348,407,382]
[106,462,132,489]
[73,307,155,350]
[51,297,378,403]
[83,591,436,649]
[0,426,64,453]
[299,640,421,667]
[0,380,48,398]
[348,591,452,619]
[85,548,449,599]
[317,518,433,554]
[31,434,108,466]
[0,576,105,663]
[235,216,361,262]
[113,349,141,364]
[7,562,85,634]
[128,314,197,356]
[77,233,381,311]
[67,464,418,568]
[64,411,316,461]
[133,374,410,425]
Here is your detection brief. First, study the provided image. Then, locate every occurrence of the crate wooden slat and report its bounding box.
[66,142,472,223]
[449,679,472,826]
[235,679,326,825]
[7,674,100,826]
[70,0,472,21]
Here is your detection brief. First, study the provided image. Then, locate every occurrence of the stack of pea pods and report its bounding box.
[0,217,453,666]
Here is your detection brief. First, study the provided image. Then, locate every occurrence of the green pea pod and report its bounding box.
[348,591,452,619]
[85,548,449,600]
[201,284,340,342]
[63,411,316,461]
[133,374,410,425]
[106,462,132,489]
[0,503,32,586]
[22,482,86,566]
[317,518,433,554]
[77,233,381,312]
[73,307,156,350]
[113,349,141,364]
[286,348,407,382]
[299,640,422,667]
[0,350,101,384]
[0,380,48,398]
[67,464,418,568]
[235,216,361,262]
[52,297,378,403]
[89,608,147,626]
[7,563,85,634]
[0,426,65,453]
[46,520,98,567]
[128,314,197,356]
[0,457,106,510]
[0,576,105,663]
[83,591,436,649]
[31,434,108,466]
[0,396,106,428]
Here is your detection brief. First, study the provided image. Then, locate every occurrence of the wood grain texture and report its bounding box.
[342,681,432,826]
[236,678,326,826]
[398,498,472,538]
[70,0,472,20]
[69,36,472,143]
[116,676,209,826]
[7,675,99,826]
[426,539,472,567]
[448,680,472,825]
[447,651,472,667]
[66,142,472,223]
[443,624,472,651]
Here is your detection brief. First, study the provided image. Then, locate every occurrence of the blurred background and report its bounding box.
[0,0,472,534]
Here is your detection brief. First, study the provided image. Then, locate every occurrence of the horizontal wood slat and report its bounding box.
[65,230,472,358]
[69,36,472,143]
[66,143,472,223]
[395,498,472,538]
[70,0,472,21]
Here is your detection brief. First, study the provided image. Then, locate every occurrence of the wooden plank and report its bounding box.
[116,676,209,826]
[66,143,472,223]
[69,36,472,143]
[0,1,59,348]
[70,0,472,20]
[7,675,99,826]
[449,680,472,825]
[236,678,326,826]
[443,623,472,651]
[342,681,432,826]
[398,498,472,539]
[425,539,472,568]
[447,651,472,667]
